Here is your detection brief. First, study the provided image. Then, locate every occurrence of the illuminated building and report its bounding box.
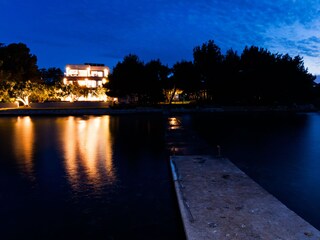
[64,63,109,88]
[62,63,110,101]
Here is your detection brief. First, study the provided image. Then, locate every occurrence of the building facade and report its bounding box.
[64,63,109,88]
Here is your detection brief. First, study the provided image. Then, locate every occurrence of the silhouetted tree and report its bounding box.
[40,67,64,85]
[239,46,315,105]
[239,46,274,104]
[144,59,169,103]
[193,40,224,102]
[275,54,315,104]
[220,49,241,104]
[170,60,200,102]
[107,54,145,103]
[0,43,40,83]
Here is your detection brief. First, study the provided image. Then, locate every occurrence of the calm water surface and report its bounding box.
[1,112,320,239]
[0,114,184,240]
[191,112,320,230]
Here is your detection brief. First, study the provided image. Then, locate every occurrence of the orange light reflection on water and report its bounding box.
[13,116,34,179]
[168,117,181,130]
[62,116,115,190]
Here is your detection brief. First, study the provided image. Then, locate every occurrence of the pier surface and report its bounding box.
[171,155,320,240]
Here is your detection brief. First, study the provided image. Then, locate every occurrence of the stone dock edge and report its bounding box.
[170,155,320,240]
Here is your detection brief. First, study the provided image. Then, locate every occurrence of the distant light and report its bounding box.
[168,117,180,130]
[66,67,70,76]
[78,80,86,86]
[104,68,109,77]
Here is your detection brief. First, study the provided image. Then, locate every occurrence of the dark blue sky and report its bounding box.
[1,0,320,76]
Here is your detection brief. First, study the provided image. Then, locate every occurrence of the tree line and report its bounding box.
[1,41,319,106]
[108,40,317,105]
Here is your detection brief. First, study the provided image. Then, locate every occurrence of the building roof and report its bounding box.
[66,63,109,70]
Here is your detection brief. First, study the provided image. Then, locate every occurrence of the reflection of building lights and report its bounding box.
[63,78,67,84]
[62,116,115,190]
[64,117,79,187]
[169,117,177,126]
[78,119,87,131]
[168,117,181,130]
[14,116,34,178]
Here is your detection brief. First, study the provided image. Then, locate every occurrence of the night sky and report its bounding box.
[1,0,320,77]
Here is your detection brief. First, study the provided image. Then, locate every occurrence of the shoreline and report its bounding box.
[0,107,163,116]
[0,105,318,116]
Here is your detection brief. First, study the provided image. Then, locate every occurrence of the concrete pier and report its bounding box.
[171,155,320,240]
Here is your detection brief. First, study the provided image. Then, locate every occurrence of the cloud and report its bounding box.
[58,0,320,73]
[264,17,320,74]
[2,0,320,73]
[187,0,320,74]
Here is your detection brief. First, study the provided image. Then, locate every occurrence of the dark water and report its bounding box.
[1,113,320,239]
[0,114,184,240]
[190,112,320,230]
